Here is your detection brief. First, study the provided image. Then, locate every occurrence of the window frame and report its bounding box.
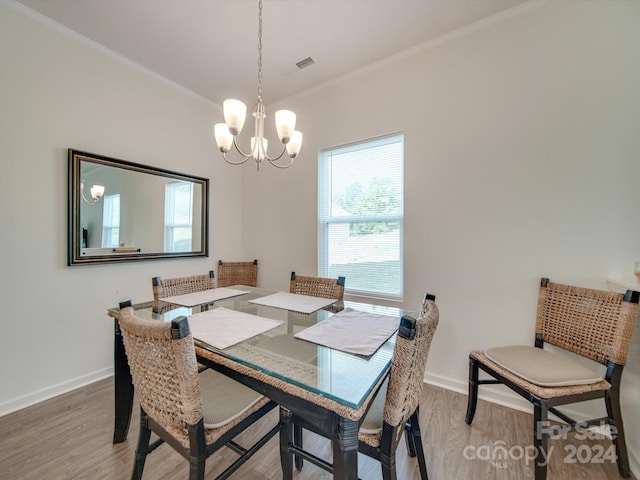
[164,181,194,253]
[318,133,404,301]
[101,193,120,248]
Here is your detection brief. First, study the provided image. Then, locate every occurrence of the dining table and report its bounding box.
[107,285,414,480]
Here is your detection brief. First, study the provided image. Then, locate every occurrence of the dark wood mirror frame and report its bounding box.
[68,149,209,265]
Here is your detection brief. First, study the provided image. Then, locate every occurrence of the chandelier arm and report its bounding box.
[264,144,287,162]
[80,191,99,205]
[233,136,254,158]
[265,145,295,168]
[222,151,251,166]
[220,137,254,165]
[266,157,295,169]
[231,136,255,158]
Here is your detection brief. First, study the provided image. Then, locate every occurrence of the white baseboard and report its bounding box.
[423,372,639,478]
[0,367,113,417]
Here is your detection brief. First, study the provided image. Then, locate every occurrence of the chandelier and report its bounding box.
[214,0,302,170]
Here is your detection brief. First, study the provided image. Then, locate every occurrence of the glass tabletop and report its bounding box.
[113,286,414,409]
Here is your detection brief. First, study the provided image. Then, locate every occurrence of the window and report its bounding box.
[165,181,193,252]
[101,193,120,248]
[319,134,404,299]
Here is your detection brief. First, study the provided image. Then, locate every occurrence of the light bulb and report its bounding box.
[275,110,296,143]
[286,130,303,158]
[90,185,105,200]
[223,99,247,135]
[214,123,233,152]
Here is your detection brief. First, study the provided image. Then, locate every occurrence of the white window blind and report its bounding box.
[101,193,120,248]
[318,133,404,299]
[165,182,193,252]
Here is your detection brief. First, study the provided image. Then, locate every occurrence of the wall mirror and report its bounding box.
[68,149,209,265]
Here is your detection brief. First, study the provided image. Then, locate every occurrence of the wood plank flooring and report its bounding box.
[0,378,631,479]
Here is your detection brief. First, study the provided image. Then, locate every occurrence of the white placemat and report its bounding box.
[294,307,399,356]
[160,287,249,307]
[248,291,337,314]
[188,307,282,350]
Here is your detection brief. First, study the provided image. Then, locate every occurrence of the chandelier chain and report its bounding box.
[257,0,263,103]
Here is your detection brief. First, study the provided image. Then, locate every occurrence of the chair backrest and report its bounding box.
[152,271,215,301]
[383,293,439,428]
[217,260,258,287]
[289,272,345,300]
[536,278,640,366]
[118,302,203,429]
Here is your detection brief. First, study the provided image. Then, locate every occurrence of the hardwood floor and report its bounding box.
[0,378,631,479]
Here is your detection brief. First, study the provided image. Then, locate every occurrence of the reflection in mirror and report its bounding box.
[68,149,209,265]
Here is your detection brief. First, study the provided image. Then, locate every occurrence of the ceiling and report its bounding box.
[15,0,528,107]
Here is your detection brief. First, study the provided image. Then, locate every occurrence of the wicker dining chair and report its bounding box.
[152,271,215,301]
[288,272,346,332]
[465,278,640,480]
[289,272,345,300]
[281,293,439,480]
[217,260,258,287]
[117,300,278,480]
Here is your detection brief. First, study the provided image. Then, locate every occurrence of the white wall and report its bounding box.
[241,0,640,472]
[0,3,244,411]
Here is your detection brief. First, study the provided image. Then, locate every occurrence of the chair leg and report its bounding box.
[188,460,205,480]
[605,389,632,478]
[187,420,207,480]
[293,425,304,469]
[533,404,549,480]
[379,445,398,480]
[465,356,479,425]
[381,457,398,480]
[378,422,400,480]
[405,410,428,480]
[379,446,398,480]
[131,410,152,480]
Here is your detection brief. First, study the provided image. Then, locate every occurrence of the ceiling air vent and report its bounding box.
[296,57,315,70]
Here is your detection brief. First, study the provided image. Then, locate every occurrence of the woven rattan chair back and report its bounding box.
[152,271,215,301]
[289,272,345,300]
[118,305,203,430]
[536,279,638,365]
[384,294,439,428]
[217,260,258,287]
